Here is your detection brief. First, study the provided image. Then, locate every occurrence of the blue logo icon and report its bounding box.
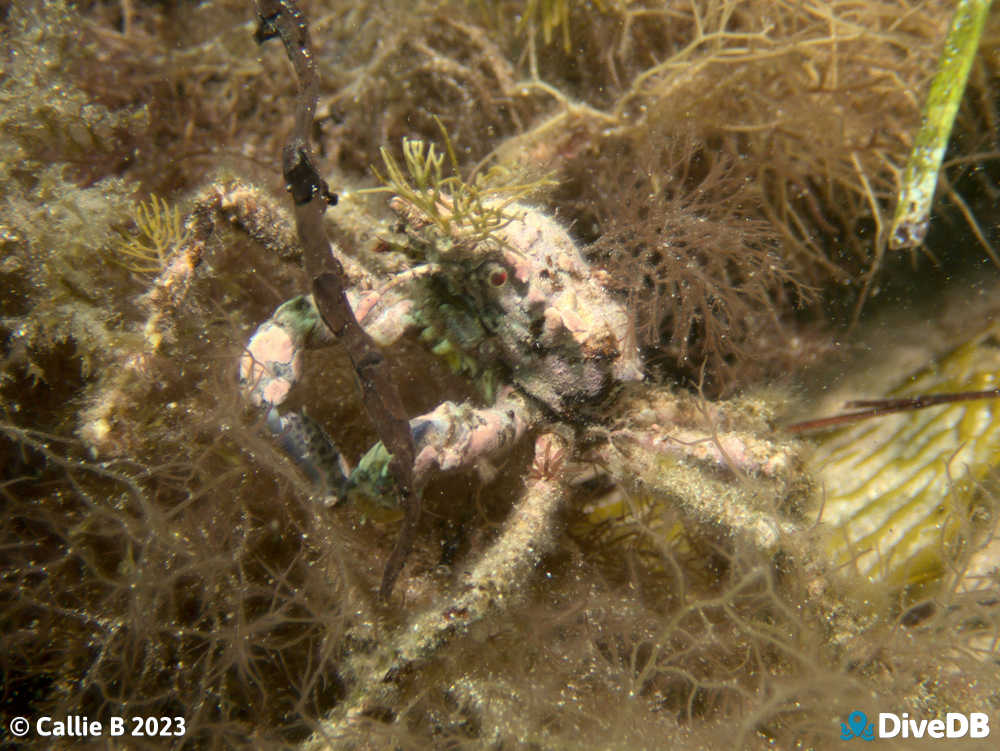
[841,711,875,741]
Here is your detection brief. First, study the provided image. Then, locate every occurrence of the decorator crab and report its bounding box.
[82,0,809,610]
[238,156,648,503]
[45,1,1000,744]
[231,0,810,604]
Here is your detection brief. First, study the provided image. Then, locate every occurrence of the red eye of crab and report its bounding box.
[489,268,508,287]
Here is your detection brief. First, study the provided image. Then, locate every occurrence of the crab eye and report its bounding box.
[483,262,508,287]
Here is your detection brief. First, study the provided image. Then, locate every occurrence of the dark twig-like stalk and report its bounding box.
[785,389,1000,434]
[253,0,418,599]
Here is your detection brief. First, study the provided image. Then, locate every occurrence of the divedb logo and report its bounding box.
[841,710,991,741]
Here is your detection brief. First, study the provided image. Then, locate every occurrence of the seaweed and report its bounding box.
[371,119,555,250]
[515,0,608,51]
[111,195,190,274]
[586,132,812,389]
[254,0,418,601]
[2,1,1000,749]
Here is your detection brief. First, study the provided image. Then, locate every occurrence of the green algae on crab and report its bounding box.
[812,326,1000,594]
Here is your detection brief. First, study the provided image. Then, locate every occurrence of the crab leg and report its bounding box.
[349,387,542,506]
[589,387,805,552]
[301,432,570,748]
[240,294,540,506]
[239,282,420,502]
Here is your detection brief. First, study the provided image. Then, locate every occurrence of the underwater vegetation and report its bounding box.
[111,195,191,275]
[2,0,1000,749]
[813,325,1000,595]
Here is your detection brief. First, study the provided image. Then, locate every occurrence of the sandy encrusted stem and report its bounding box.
[302,432,570,749]
[592,387,807,552]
